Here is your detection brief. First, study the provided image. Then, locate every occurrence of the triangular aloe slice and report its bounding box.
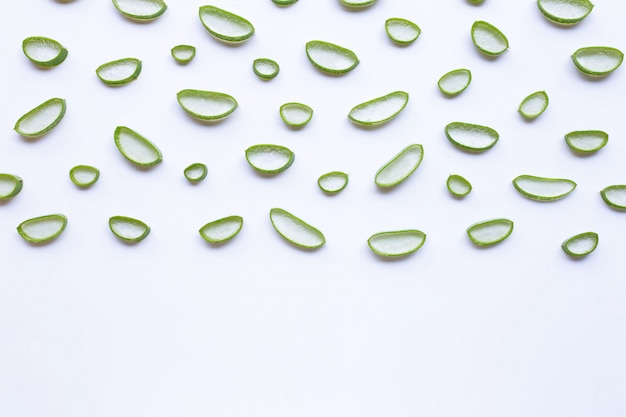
[348,91,408,126]
[109,215,150,242]
[14,98,66,138]
[305,40,359,74]
[375,144,424,188]
[96,58,142,85]
[199,5,254,43]
[471,20,509,56]
[562,232,598,257]
[385,18,421,45]
[171,45,195,64]
[368,229,426,257]
[600,185,626,209]
[519,90,549,119]
[280,102,313,127]
[513,175,576,201]
[538,0,594,25]
[69,165,99,187]
[572,46,623,76]
[318,171,349,194]
[245,144,294,175]
[184,163,207,183]
[17,214,67,244]
[445,122,499,152]
[0,174,23,199]
[253,58,280,79]
[565,130,608,153]
[269,208,325,249]
[112,0,167,20]
[199,215,243,243]
[22,36,68,67]
[339,0,377,7]
[177,89,238,121]
[447,174,472,197]
[438,69,472,95]
[114,126,162,167]
[467,218,514,246]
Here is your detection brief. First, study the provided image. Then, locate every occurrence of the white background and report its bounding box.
[1,0,626,416]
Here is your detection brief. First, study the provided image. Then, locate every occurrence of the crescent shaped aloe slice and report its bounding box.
[112,0,167,20]
[305,40,359,74]
[14,98,66,138]
[199,215,243,243]
[69,165,99,187]
[368,229,426,257]
[572,46,623,76]
[348,91,408,126]
[318,171,349,194]
[17,214,67,244]
[537,0,594,25]
[562,232,598,257]
[199,5,254,43]
[471,20,509,56]
[280,102,313,127]
[0,174,23,199]
[245,144,294,175]
[445,122,499,152]
[339,0,377,7]
[512,175,576,201]
[114,126,162,167]
[375,144,424,188]
[177,89,238,121]
[518,91,549,119]
[22,36,68,67]
[171,45,195,64]
[467,218,514,246]
[96,58,142,85]
[565,130,608,153]
[109,216,150,242]
[385,18,421,45]
[272,0,298,5]
[438,69,472,96]
[269,208,325,249]
[600,185,626,209]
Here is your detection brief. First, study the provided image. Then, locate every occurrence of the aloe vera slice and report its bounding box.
[538,0,594,24]
[318,171,349,194]
[177,89,238,121]
[245,144,294,175]
[0,174,23,199]
[445,122,499,152]
[519,91,549,119]
[270,208,325,249]
[562,231,598,256]
[199,5,254,43]
[467,218,513,246]
[471,21,509,56]
[69,165,99,187]
[113,0,167,20]
[14,98,66,138]
[280,102,313,127]
[253,58,279,79]
[273,0,298,6]
[96,58,141,86]
[348,91,408,126]
[199,215,243,243]
[600,185,626,209]
[17,214,67,244]
[22,36,68,67]
[447,174,472,197]
[368,229,426,257]
[109,215,150,242]
[385,18,421,45]
[184,163,207,183]
[305,40,359,74]
[114,126,162,167]
[171,45,195,64]
[375,144,424,188]
[565,130,608,153]
[438,69,472,95]
[572,46,623,76]
[513,175,576,201]
[339,0,377,7]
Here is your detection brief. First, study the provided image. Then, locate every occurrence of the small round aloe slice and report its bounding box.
[467,218,513,247]
[438,69,472,96]
[375,144,424,188]
[177,89,238,121]
[112,0,167,20]
[14,98,66,138]
[109,216,150,242]
[114,126,162,167]
[447,174,472,197]
[198,5,254,43]
[471,21,509,56]
[305,40,359,75]
[513,175,576,201]
[69,165,99,187]
[270,208,325,249]
[565,130,608,153]
[538,0,594,25]
[199,215,243,243]
[273,0,298,5]
[0,174,23,199]
[572,47,624,76]
[318,171,349,194]
[22,36,68,67]
[96,58,141,86]
[562,231,598,257]
[368,230,426,257]
[280,102,313,127]
[445,122,499,152]
[253,58,279,79]
[348,91,408,126]
[600,185,626,210]
[339,0,377,7]
[245,144,294,175]
[184,163,207,183]
[17,214,67,244]
[171,45,195,64]
[385,18,421,45]
[519,91,549,119]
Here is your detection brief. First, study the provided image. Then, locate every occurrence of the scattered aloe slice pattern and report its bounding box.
[96,58,142,86]
[339,0,377,7]
[368,229,426,257]
[112,0,167,20]
[513,175,577,201]
[245,144,295,175]
[0,174,23,199]
[280,102,313,127]
[199,215,243,243]
[272,0,298,6]
[447,174,472,197]
[467,218,514,247]
[22,36,68,67]
[538,0,594,25]
[17,214,67,244]
[438,69,472,96]
[253,58,280,79]
[305,40,359,75]
[109,215,150,242]
[348,91,409,126]
[375,144,424,188]
[565,130,608,153]
[270,208,325,249]
[177,89,238,121]
[519,90,549,119]
[14,98,66,138]
[471,20,509,56]
[199,5,255,43]
[445,122,499,152]
[69,165,99,187]
[318,171,349,194]
[171,45,196,64]
[114,126,163,167]
[572,46,624,76]
[385,18,421,45]
[562,231,598,257]
[184,163,207,183]
[600,185,626,210]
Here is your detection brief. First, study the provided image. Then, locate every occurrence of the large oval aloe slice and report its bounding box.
[22,36,68,67]
[112,0,167,20]
[518,90,549,119]
[245,144,294,175]
[600,185,626,209]
[565,130,608,153]
[177,89,238,121]
[467,218,514,247]
[270,208,325,249]
[96,58,142,86]
[280,102,313,127]
[513,175,576,201]
[562,231,598,257]
[114,126,162,167]
[368,229,426,257]
[0,174,23,199]
[385,18,421,45]
[537,0,594,24]
[199,215,243,243]
[318,171,349,194]
[471,20,509,56]
[375,144,424,188]
[69,165,99,187]
[348,91,408,126]
[445,122,499,152]
[199,5,254,43]
[305,40,359,74]
[109,216,150,242]
[447,174,472,197]
[17,214,67,244]
[438,69,472,95]
[572,46,623,76]
[14,98,66,138]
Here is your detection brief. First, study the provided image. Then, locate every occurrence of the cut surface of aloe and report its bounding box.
[199,5,254,43]
[69,165,99,187]
[272,0,298,5]
[538,0,594,24]
[245,144,294,175]
[109,216,150,242]
[438,69,472,95]
[17,214,67,244]
[171,45,195,64]
[519,91,549,119]
[113,0,167,20]
[0,174,23,199]
[177,89,238,121]
[14,98,66,138]
[600,185,626,209]
[340,0,377,7]
[513,175,576,201]
[280,102,313,127]
[385,18,421,45]
[22,36,68,67]
[447,174,472,197]
[565,130,608,153]
[467,218,513,246]
[184,163,207,183]
[471,20,509,56]
[305,40,359,74]
[199,215,243,243]
[270,208,325,249]
[445,122,499,152]
[96,58,142,85]
[114,126,162,167]
[572,46,623,76]
[318,171,349,194]
[368,229,426,257]
[375,144,423,188]
[562,231,598,257]
[348,91,408,126]
[253,58,279,79]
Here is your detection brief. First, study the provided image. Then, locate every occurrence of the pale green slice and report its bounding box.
[114,126,162,167]
[467,218,513,246]
[572,47,623,76]
[600,185,626,210]
[171,45,195,64]
[96,58,142,85]
[14,98,66,138]
[272,0,298,6]
[339,0,377,7]
[177,89,238,121]
[184,162,207,183]
[368,229,426,257]
[199,5,254,43]
[22,36,68,67]
[17,214,67,244]
[0,174,23,199]
[519,90,549,119]
[69,165,99,187]
[562,231,598,257]
[253,58,279,79]
[445,122,499,152]
[565,130,608,153]
[513,175,576,201]
[318,171,349,194]
[375,144,424,188]
[305,40,359,74]
[269,208,325,249]
[438,69,472,95]
[245,144,294,175]
[109,215,150,242]
[112,0,167,20]
[280,102,313,127]
[538,0,594,24]
[471,20,509,56]
[468,0,485,4]
[447,174,472,197]
[385,18,421,45]
[199,215,243,243]
[348,91,408,126]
